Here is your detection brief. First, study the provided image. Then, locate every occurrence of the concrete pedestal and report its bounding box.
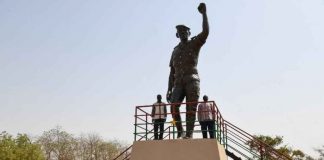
[130,139,227,160]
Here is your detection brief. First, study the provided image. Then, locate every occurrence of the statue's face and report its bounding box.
[177,30,189,41]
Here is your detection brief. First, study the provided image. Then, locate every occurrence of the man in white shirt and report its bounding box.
[151,94,167,140]
[197,95,215,139]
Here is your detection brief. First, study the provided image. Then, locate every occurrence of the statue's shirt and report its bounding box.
[170,34,206,84]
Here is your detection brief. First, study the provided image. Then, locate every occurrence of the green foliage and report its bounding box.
[0,131,44,160]
[248,135,305,160]
[256,135,283,147]
[38,127,128,160]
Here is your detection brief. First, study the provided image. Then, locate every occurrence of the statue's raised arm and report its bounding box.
[197,3,209,42]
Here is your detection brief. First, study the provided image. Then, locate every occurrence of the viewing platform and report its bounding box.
[113,101,292,160]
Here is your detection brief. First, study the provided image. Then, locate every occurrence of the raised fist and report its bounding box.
[198,3,206,14]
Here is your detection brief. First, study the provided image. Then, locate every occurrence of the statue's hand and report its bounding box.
[166,91,172,103]
[198,3,206,14]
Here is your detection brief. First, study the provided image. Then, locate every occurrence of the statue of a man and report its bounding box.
[167,3,209,139]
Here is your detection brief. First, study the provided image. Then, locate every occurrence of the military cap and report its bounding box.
[176,25,190,31]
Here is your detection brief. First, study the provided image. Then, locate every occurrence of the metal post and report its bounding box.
[222,119,225,145]
[218,116,221,143]
[145,113,148,140]
[219,119,223,144]
[225,123,228,149]
[134,106,138,141]
[169,127,170,139]
[173,123,175,139]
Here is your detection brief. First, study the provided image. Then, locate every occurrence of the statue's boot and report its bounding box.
[175,122,184,138]
[185,121,195,138]
[186,104,197,139]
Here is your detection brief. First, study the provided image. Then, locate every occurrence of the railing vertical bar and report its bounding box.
[219,118,221,144]
[145,113,148,140]
[168,127,170,139]
[225,123,228,149]
[172,124,175,139]
[223,119,226,145]
[134,106,138,141]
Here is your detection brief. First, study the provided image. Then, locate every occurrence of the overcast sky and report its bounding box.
[1,0,323,157]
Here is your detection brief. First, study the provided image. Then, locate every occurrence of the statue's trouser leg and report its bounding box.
[171,87,185,138]
[185,80,200,138]
[171,104,182,138]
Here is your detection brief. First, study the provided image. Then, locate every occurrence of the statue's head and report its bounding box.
[157,94,162,101]
[176,25,190,41]
[203,95,208,102]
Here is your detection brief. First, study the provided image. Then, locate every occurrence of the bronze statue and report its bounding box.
[167,3,209,139]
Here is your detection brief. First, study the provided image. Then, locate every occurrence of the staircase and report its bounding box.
[113,101,292,160]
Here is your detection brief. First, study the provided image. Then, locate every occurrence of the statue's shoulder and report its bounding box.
[191,36,198,40]
[190,35,206,48]
[174,43,181,49]
[172,45,181,52]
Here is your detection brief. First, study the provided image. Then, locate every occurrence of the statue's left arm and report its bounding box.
[166,66,174,103]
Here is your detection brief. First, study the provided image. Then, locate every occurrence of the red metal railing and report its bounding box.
[113,101,292,160]
[133,101,226,143]
[224,120,291,159]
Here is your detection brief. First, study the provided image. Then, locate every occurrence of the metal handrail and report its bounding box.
[114,101,291,160]
[224,120,292,160]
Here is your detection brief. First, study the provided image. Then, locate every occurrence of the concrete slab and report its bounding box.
[130,139,227,160]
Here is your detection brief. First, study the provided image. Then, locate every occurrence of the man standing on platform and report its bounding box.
[198,95,215,139]
[151,94,167,140]
[166,3,209,139]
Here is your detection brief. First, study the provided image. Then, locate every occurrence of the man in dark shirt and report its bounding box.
[167,3,209,139]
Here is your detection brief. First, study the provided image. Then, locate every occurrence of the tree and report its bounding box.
[0,131,44,160]
[101,140,129,160]
[0,128,129,160]
[311,146,324,160]
[77,133,102,160]
[38,127,128,160]
[76,133,128,160]
[38,126,77,160]
[248,135,306,160]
